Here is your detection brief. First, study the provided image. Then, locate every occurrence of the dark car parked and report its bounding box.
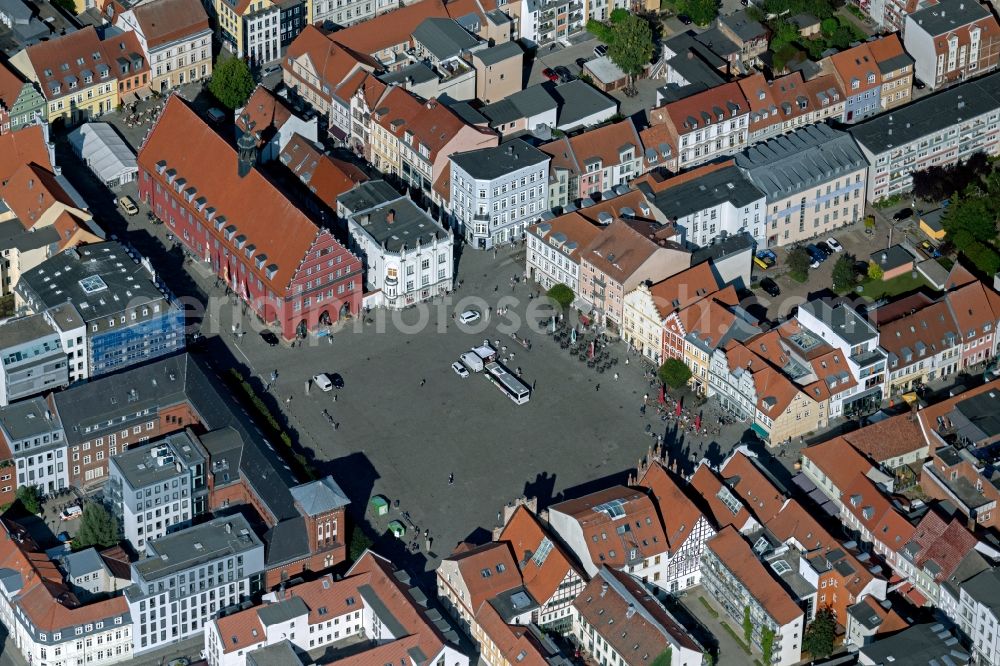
[893,207,914,222]
[260,330,280,346]
[760,277,781,297]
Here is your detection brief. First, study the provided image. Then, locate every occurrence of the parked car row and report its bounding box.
[804,237,844,268]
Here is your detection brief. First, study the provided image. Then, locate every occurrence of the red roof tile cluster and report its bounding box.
[636,462,710,554]
[236,86,293,148]
[0,519,128,633]
[903,511,979,583]
[550,486,669,568]
[539,119,642,176]
[738,71,844,134]
[706,526,803,625]
[0,124,51,183]
[841,474,915,551]
[718,450,786,523]
[446,542,523,613]
[130,0,210,49]
[0,60,27,116]
[138,95,338,292]
[721,339,806,417]
[217,551,449,659]
[801,436,875,495]
[646,261,723,321]
[475,601,563,666]
[283,26,380,105]
[497,506,583,605]
[648,81,747,143]
[573,567,703,658]
[279,133,368,205]
[689,464,753,531]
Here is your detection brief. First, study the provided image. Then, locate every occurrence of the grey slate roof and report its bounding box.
[870,244,915,272]
[0,218,59,252]
[691,231,755,265]
[846,598,889,631]
[909,0,989,35]
[447,101,489,126]
[411,17,479,61]
[17,241,167,322]
[551,80,617,128]
[61,548,106,579]
[45,302,83,333]
[963,567,1000,613]
[799,300,878,345]
[849,71,1000,154]
[379,62,438,87]
[349,195,449,252]
[481,84,557,126]
[736,124,867,200]
[649,165,763,220]
[52,354,314,566]
[719,9,767,41]
[0,313,57,349]
[258,596,309,626]
[475,40,523,66]
[289,477,350,516]
[694,27,739,58]
[337,180,401,216]
[247,641,304,666]
[132,514,261,582]
[111,430,202,490]
[0,396,61,441]
[877,51,914,75]
[451,139,549,180]
[859,623,969,665]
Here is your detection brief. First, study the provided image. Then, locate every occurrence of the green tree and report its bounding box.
[820,17,838,34]
[208,56,256,110]
[16,485,41,515]
[942,193,998,246]
[832,254,857,293]
[546,283,575,310]
[349,521,374,562]
[607,14,655,92]
[658,358,692,389]
[650,648,673,666]
[761,626,776,663]
[742,606,752,645]
[74,502,120,549]
[787,246,811,282]
[802,607,836,658]
[609,7,629,22]
[586,18,613,42]
[963,241,1000,276]
[868,260,884,281]
[676,0,717,23]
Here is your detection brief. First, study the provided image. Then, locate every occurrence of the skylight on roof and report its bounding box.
[532,537,554,567]
[79,275,108,294]
[593,499,626,519]
[771,559,791,575]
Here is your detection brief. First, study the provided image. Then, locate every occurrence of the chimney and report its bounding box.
[881,252,888,264]
[225,522,232,534]
[600,582,609,597]
[387,209,395,223]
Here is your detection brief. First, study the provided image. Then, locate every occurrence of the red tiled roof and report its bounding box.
[841,474,915,551]
[582,219,684,285]
[279,133,368,205]
[649,81,748,136]
[0,520,128,633]
[706,526,803,625]
[0,59,26,114]
[446,542,523,612]
[689,464,752,531]
[475,601,554,666]
[829,42,881,95]
[573,568,702,657]
[497,506,582,605]
[236,86,293,148]
[1,162,75,228]
[564,119,641,172]
[550,486,669,567]
[646,261,722,321]
[138,95,333,292]
[23,27,109,102]
[637,462,709,554]
[131,0,210,49]
[801,436,874,494]
[0,124,51,183]
[841,412,925,463]
[718,450,785,523]
[904,511,978,583]
[283,26,379,103]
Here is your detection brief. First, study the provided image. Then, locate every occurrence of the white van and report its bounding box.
[313,373,333,392]
[460,352,484,373]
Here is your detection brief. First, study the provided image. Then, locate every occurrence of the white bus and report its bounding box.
[484,362,531,404]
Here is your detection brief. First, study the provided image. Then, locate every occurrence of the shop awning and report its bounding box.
[750,422,769,441]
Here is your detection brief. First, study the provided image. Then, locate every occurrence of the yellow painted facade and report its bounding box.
[621,284,664,364]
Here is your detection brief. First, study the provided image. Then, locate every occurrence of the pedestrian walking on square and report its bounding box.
[420,378,426,387]
[595,384,600,392]
[614,372,619,381]
[448,473,454,485]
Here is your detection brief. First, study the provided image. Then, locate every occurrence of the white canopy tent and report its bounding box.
[67,122,138,189]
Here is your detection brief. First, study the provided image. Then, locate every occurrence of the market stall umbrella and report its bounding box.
[659,384,665,404]
[695,414,702,430]
[675,401,682,416]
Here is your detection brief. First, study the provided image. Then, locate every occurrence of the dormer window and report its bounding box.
[255,254,267,270]
[265,264,278,280]
[155,161,167,175]
[244,244,256,259]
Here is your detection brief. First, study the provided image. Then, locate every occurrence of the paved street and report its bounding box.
[681,590,760,666]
